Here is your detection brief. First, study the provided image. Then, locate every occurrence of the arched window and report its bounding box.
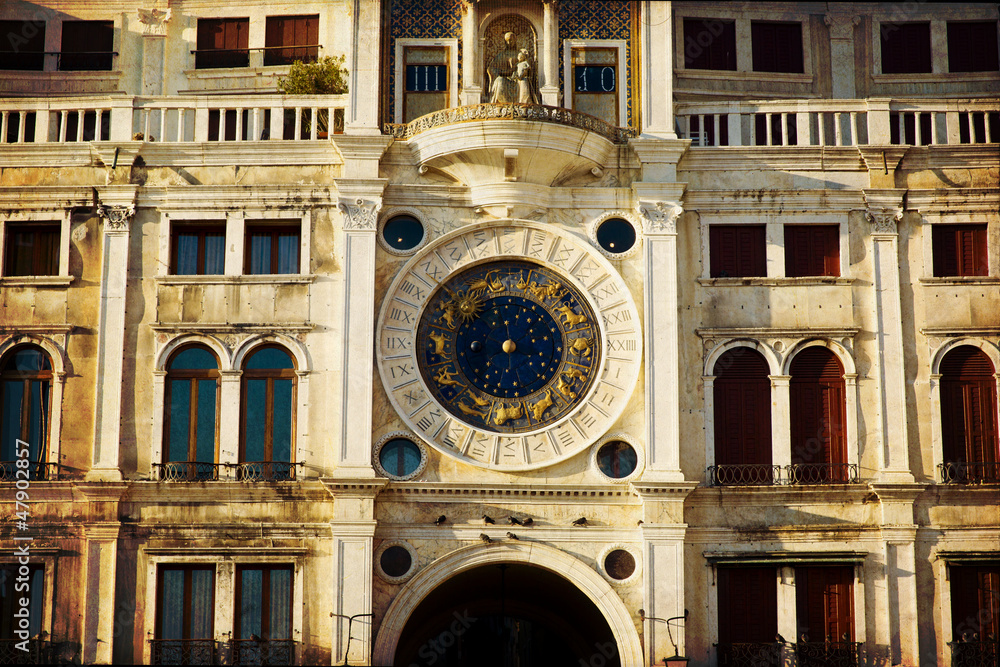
[0,345,53,480]
[790,347,848,483]
[712,348,773,485]
[240,346,296,481]
[163,346,220,481]
[940,346,999,483]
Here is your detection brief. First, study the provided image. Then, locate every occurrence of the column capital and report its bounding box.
[96,185,139,232]
[636,201,683,235]
[338,196,383,231]
[137,8,171,36]
[863,188,907,234]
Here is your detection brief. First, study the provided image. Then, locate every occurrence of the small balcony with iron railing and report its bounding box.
[675,98,998,147]
[939,461,1000,485]
[0,462,62,482]
[716,638,864,667]
[0,639,55,665]
[708,463,860,487]
[949,634,999,667]
[149,638,295,666]
[152,461,304,482]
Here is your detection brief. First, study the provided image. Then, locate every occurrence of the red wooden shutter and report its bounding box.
[934,224,987,277]
[710,226,737,277]
[790,348,846,466]
[796,567,854,643]
[952,566,1000,640]
[715,349,772,465]
[941,347,999,466]
[719,567,778,644]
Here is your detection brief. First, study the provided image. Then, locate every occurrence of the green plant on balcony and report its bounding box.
[277,55,349,136]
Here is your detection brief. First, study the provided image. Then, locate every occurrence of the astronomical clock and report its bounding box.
[377,221,642,471]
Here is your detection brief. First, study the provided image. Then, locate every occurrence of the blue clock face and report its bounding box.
[416,261,600,434]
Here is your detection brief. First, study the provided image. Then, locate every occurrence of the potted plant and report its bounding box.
[277,55,349,137]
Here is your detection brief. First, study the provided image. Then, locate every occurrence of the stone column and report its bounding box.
[641,525,688,664]
[540,0,559,106]
[636,199,685,481]
[346,0,382,135]
[218,370,241,477]
[640,1,676,138]
[327,480,385,666]
[777,566,797,662]
[137,8,171,95]
[864,190,913,483]
[80,511,123,664]
[770,375,792,470]
[460,1,482,105]
[89,187,138,481]
[825,14,859,99]
[334,180,386,477]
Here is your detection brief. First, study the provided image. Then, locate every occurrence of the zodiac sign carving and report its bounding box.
[428,331,448,355]
[493,402,524,425]
[556,374,577,401]
[563,368,586,381]
[467,270,505,295]
[524,279,566,302]
[457,399,489,418]
[554,304,587,327]
[569,337,592,357]
[434,366,465,388]
[529,389,554,421]
[438,301,458,329]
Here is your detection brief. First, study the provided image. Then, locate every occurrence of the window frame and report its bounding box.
[712,348,773,473]
[938,346,999,479]
[393,39,459,124]
[709,224,766,278]
[263,14,320,67]
[563,39,627,128]
[569,45,621,126]
[0,552,56,645]
[239,345,297,469]
[879,21,932,75]
[162,346,221,473]
[932,223,989,278]
[947,20,1000,73]
[244,222,303,276]
[58,20,114,71]
[154,564,217,641]
[784,224,841,278]
[195,17,250,69]
[170,223,227,276]
[234,564,294,640]
[0,344,54,472]
[0,213,71,282]
[750,20,804,74]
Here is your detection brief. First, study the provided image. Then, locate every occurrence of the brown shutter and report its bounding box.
[790,348,846,466]
[719,567,778,644]
[797,567,854,642]
[941,346,999,465]
[710,226,737,277]
[715,349,772,465]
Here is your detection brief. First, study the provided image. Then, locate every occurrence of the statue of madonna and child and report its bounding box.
[486,31,540,105]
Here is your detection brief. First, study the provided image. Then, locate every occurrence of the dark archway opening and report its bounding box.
[393,563,620,667]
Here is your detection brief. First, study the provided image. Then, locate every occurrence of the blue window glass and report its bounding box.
[164,346,219,471]
[241,347,296,472]
[597,440,637,479]
[236,565,292,641]
[157,566,215,641]
[379,438,422,478]
[0,346,52,474]
[406,64,447,91]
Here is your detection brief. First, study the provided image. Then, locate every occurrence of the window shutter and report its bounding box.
[715,350,772,465]
[719,567,778,644]
[790,348,846,466]
[797,567,854,642]
[941,347,999,466]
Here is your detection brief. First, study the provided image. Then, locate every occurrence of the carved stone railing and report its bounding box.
[940,461,1000,485]
[676,98,999,147]
[0,94,347,144]
[383,103,639,144]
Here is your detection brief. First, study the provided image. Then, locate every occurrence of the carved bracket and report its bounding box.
[636,201,683,235]
[97,203,136,231]
[338,197,382,231]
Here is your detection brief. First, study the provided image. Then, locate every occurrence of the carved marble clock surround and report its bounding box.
[376,220,642,471]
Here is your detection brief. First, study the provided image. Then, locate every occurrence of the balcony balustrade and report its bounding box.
[796,640,864,667]
[949,637,999,667]
[149,639,295,666]
[152,461,303,482]
[0,462,61,482]
[715,642,783,667]
[707,463,860,486]
[676,98,999,147]
[940,461,1000,485]
[0,94,347,144]
[716,639,864,667]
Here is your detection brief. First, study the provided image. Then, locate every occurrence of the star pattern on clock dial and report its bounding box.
[415,261,600,434]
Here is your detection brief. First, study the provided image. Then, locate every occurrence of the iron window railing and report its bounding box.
[707,463,861,486]
[149,639,296,666]
[716,640,864,667]
[949,637,999,667]
[940,461,1000,485]
[0,639,53,665]
[152,462,303,482]
[0,462,61,482]
[796,640,864,667]
[715,641,783,667]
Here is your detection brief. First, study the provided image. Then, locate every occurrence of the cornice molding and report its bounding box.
[378,482,639,503]
[0,186,93,210]
[683,188,866,212]
[139,184,335,209]
[678,146,866,172]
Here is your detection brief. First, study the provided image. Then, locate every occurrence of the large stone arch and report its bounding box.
[372,541,643,666]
